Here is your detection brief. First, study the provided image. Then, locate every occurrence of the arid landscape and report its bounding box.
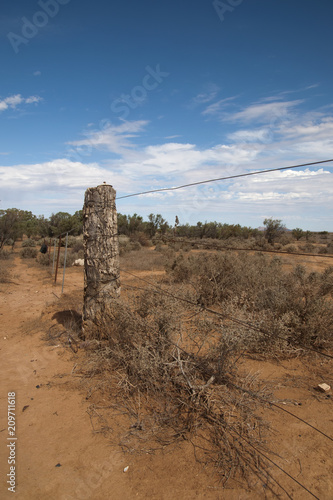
[2,2,333,497]
[1,237,333,500]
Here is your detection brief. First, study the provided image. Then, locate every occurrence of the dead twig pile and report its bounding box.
[80,288,277,490]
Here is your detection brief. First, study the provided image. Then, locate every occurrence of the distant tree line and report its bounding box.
[0,208,321,250]
[0,208,83,249]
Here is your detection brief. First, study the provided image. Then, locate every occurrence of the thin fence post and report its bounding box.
[61,233,69,294]
[54,235,62,283]
[52,238,56,275]
[48,238,51,265]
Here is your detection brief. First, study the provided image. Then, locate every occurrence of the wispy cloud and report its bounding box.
[67,120,148,156]
[202,96,238,117]
[225,99,303,124]
[188,83,220,108]
[0,94,43,112]
[227,128,271,143]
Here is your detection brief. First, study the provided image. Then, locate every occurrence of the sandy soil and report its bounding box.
[0,250,332,499]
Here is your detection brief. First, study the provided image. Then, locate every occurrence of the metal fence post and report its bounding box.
[52,238,56,275]
[54,235,62,283]
[62,233,69,294]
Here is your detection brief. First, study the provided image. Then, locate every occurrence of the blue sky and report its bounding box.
[0,0,332,230]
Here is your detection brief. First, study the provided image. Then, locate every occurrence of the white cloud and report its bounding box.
[0,94,43,113]
[1,98,333,230]
[33,71,41,77]
[229,169,332,210]
[5,95,23,107]
[25,96,42,104]
[0,158,132,190]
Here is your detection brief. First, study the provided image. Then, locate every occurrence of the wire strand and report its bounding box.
[229,426,320,500]
[117,158,333,200]
[229,382,333,443]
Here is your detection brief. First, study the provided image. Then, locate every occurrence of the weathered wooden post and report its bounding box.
[83,184,120,337]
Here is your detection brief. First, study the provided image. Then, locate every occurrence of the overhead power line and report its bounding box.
[117,158,333,200]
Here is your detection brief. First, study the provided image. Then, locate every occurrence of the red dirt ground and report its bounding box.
[0,250,332,499]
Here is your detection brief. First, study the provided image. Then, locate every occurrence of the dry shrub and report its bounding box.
[154,242,164,252]
[277,233,292,246]
[20,247,38,258]
[130,231,151,247]
[59,250,83,266]
[71,241,84,253]
[168,252,333,352]
[120,248,169,271]
[302,243,316,253]
[21,238,36,247]
[0,250,11,260]
[119,237,142,256]
[65,235,80,248]
[283,243,298,253]
[0,263,10,283]
[37,253,50,266]
[81,289,273,488]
